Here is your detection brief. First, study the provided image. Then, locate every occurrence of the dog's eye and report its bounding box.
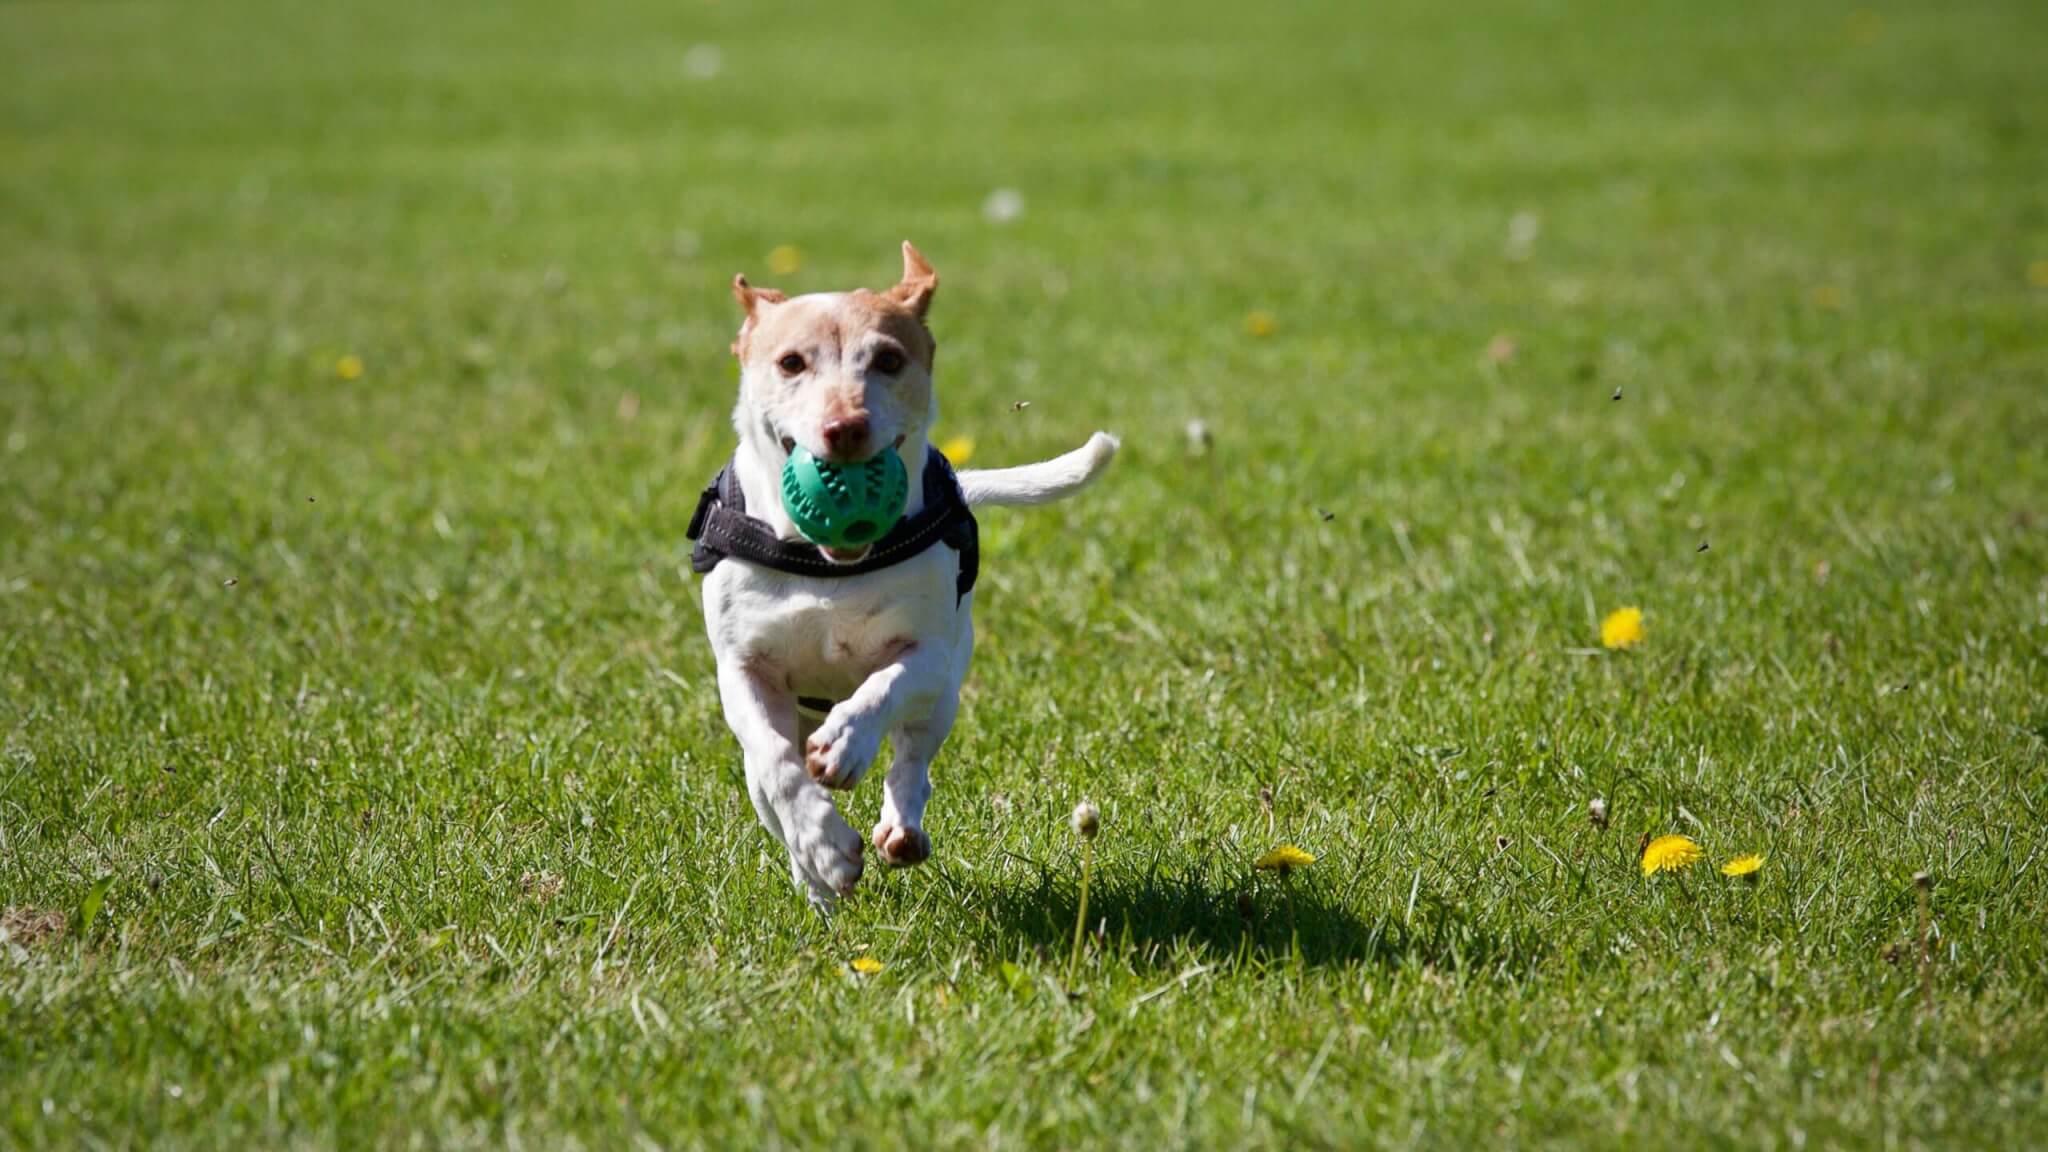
[776,353,806,376]
[870,347,906,376]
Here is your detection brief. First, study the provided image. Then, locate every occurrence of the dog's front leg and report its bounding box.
[804,642,951,792]
[717,661,864,909]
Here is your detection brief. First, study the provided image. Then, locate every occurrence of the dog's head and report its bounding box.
[730,242,938,470]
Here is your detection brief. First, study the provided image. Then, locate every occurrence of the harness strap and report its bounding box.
[688,446,978,602]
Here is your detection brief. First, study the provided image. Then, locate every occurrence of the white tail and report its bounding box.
[958,431,1119,507]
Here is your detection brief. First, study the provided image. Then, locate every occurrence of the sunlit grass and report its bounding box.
[2,0,2046,1146]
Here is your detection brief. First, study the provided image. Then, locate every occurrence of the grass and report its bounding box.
[3,0,2047,1145]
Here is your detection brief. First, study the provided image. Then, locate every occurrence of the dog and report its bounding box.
[689,242,1118,909]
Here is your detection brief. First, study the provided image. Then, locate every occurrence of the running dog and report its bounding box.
[688,242,1117,909]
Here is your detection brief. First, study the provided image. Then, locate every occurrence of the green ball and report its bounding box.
[779,446,908,550]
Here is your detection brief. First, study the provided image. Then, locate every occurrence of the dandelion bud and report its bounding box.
[1071,802,1100,841]
[1588,797,1609,830]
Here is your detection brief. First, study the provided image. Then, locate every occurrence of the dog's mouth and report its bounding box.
[777,432,908,464]
[772,429,907,565]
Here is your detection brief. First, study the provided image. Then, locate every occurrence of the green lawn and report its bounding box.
[4,0,2047,1146]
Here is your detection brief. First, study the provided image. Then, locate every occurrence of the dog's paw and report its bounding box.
[870,820,931,869]
[790,807,865,902]
[805,711,882,791]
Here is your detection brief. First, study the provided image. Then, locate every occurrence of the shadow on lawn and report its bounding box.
[957,862,1546,974]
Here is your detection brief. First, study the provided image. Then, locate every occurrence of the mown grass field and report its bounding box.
[4,0,2047,1146]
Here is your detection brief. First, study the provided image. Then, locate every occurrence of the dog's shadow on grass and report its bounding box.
[952,860,1542,974]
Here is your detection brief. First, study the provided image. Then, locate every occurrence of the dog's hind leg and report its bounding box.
[871,687,956,868]
[717,662,864,909]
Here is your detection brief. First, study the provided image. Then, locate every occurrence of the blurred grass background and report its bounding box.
[3,0,2046,1146]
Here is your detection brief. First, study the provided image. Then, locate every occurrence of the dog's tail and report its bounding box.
[958,431,1119,508]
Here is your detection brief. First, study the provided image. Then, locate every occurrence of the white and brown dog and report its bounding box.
[690,242,1117,909]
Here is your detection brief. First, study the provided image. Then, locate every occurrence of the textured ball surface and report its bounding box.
[779,446,908,550]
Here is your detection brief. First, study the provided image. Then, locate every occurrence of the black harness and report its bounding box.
[687,445,979,603]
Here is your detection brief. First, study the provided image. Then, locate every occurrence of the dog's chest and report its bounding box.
[704,547,962,694]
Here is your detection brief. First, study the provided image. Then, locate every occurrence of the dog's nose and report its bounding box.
[821,416,871,459]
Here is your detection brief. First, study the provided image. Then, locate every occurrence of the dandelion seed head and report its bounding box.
[682,44,724,81]
[982,188,1026,224]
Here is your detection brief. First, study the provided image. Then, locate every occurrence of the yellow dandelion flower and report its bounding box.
[768,244,804,277]
[1721,853,1764,879]
[1254,844,1316,873]
[1640,834,1703,876]
[1600,607,1645,650]
[1810,285,1843,310]
[335,354,364,381]
[2028,260,2048,288]
[1244,310,1277,337]
[849,956,883,974]
[938,435,975,465]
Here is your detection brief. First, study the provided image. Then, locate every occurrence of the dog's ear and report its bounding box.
[733,274,786,315]
[731,274,786,357]
[885,241,937,319]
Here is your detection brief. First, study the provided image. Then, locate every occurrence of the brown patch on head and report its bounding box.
[728,244,940,368]
[844,291,937,369]
[737,290,935,373]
